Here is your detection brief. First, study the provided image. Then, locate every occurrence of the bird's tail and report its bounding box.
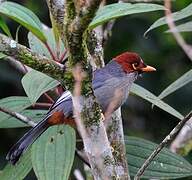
[6,115,50,165]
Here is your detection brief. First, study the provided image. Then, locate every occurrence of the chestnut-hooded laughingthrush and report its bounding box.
[6,52,156,165]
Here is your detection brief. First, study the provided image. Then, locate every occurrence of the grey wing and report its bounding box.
[49,91,73,118]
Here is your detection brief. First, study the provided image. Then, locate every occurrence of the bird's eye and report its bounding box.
[132,62,139,70]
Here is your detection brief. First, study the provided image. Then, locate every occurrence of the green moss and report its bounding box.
[111,142,124,164]
[65,0,76,20]
[18,50,68,86]
[178,140,192,156]
[103,155,114,166]
[80,95,102,127]
[106,119,118,136]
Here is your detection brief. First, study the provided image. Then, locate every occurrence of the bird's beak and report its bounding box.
[140,65,156,72]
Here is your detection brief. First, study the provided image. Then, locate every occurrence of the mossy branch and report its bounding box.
[63,0,101,67]
[46,0,65,40]
[60,0,120,179]
[0,33,66,85]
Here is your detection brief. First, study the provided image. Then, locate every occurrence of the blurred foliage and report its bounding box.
[0,0,191,179]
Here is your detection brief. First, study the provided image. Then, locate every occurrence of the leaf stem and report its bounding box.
[33,102,52,108]
[59,49,68,63]
[44,42,58,61]
[0,106,37,127]
[43,93,55,103]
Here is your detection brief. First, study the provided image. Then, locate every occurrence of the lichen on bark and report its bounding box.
[0,33,67,85]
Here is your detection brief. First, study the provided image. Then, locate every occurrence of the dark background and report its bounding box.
[0,0,191,179]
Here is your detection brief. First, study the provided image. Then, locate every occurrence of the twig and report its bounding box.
[33,102,52,108]
[164,0,192,62]
[0,106,37,127]
[134,111,192,180]
[44,42,58,61]
[43,93,55,103]
[59,49,68,63]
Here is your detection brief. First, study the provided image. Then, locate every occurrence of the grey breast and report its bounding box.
[92,60,138,112]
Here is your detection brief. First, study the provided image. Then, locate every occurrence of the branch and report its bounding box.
[72,65,116,179]
[86,30,104,70]
[105,109,130,180]
[134,111,192,180]
[63,0,102,65]
[6,56,32,74]
[164,0,192,62]
[0,106,37,127]
[0,33,66,85]
[90,1,131,178]
[46,0,65,41]
[103,89,130,179]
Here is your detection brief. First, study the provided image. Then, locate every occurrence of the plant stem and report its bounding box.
[43,92,54,103]
[0,106,37,127]
[44,42,58,61]
[59,49,68,62]
[33,102,52,108]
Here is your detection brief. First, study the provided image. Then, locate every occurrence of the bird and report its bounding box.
[6,51,156,165]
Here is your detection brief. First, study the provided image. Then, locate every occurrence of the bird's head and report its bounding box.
[114,52,156,73]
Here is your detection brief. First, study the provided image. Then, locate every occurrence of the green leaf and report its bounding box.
[0,16,12,37]
[166,21,192,33]
[89,3,164,29]
[130,83,184,120]
[28,26,65,59]
[158,69,192,99]
[145,2,192,35]
[0,109,47,128]
[0,1,46,42]
[0,149,32,180]
[31,125,76,180]
[0,96,32,123]
[0,52,6,59]
[126,136,192,179]
[22,70,60,104]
